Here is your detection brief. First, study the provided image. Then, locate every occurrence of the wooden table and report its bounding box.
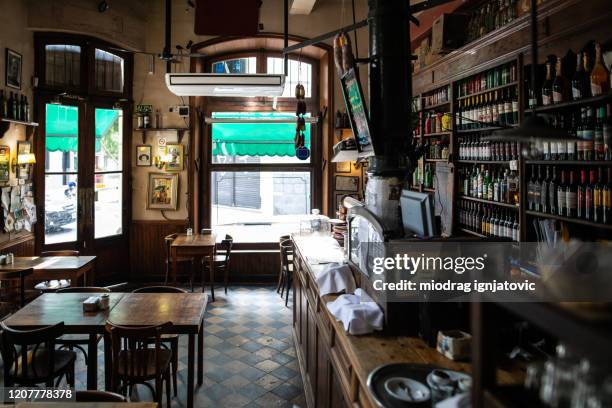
[4,292,207,408]
[107,293,208,408]
[0,256,96,287]
[0,268,34,307]
[171,234,216,300]
[3,292,125,390]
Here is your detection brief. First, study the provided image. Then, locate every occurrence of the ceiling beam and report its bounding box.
[289,0,318,15]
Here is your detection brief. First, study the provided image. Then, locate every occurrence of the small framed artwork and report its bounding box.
[0,146,9,183]
[136,145,152,167]
[335,161,351,174]
[147,173,179,210]
[335,175,359,192]
[5,49,22,90]
[164,144,184,172]
[16,141,32,179]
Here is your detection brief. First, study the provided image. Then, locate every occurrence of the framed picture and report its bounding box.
[164,144,184,172]
[335,161,351,174]
[0,146,9,183]
[340,68,373,157]
[16,141,32,179]
[147,173,179,210]
[136,145,152,167]
[335,193,360,210]
[335,175,359,192]
[5,49,22,90]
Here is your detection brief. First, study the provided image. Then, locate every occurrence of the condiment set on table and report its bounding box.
[82,293,110,312]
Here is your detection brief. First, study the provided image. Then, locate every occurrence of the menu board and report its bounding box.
[341,68,374,156]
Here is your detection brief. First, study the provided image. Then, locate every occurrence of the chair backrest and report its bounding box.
[0,321,65,385]
[40,250,80,257]
[279,235,290,242]
[75,390,127,402]
[164,233,178,261]
[132,286,187,294]
[56,287,110,293]
[105,321,172,389]
[280,240,293,270]
[218,234,234,265]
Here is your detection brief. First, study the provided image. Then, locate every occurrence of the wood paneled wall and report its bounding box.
[0,233,35,256]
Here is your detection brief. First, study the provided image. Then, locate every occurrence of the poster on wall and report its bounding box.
[5,48,22,90]
[0,146,10,183]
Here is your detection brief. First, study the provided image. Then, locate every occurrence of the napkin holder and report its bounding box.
[83,296,100,312]
[436,330,472,361]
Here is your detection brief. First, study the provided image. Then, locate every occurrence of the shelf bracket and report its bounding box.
[141,130,147,144]
[177,129,186,144]
[0,122,9,139]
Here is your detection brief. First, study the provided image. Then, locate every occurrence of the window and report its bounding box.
[212,57,257,74]
[44,44,81,87]
[267,57,312,98]
[94,49,124,93]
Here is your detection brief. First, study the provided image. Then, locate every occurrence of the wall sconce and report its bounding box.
[13,153,36,179]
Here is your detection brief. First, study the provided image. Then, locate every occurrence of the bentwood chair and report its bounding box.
[201,235,234,297]
[75,390,127,402]
[55,287,111,371]
[163,233,195,291]
[0,321,76,388]
[106,321,173,408]
[132,286,187,397]
[280,240,295,307]
[276,235,290,294]
[0,268,31,311]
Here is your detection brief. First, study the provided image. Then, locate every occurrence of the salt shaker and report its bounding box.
[98,294,110,310]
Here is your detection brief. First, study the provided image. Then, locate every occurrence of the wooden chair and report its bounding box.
[106,321,173,408]
[163,233,195,291]
[0,321,76,387]
[55,287,110,371]
[201,235,234,297]
[76,390,127,402]
[0,268,32,311]
[41,250,80,257]
[280,240,294,307]
[132,286,187,397]
[276,235,290,294]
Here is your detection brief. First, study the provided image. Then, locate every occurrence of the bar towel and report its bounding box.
[316,263,356,296]
[326,289,384,335]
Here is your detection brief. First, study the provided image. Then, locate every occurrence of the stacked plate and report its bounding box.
[329,218,347,247]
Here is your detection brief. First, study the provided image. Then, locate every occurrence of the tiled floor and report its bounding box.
[3,286,305,408]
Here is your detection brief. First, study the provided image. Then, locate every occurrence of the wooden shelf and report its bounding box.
[0,117,39,140]
[528,93,612,113]
[525,160,612,166]
[422,100,450,110]
[456,126,516,134]
[133,127,190,144]
[526,210,612,230]
[459,227,486,238]
[456,81,519,102]
[457,159,514,164]
[424,158,448,163]
[421,131,452,137]
[460,195,520,210]
[422,187,435,192]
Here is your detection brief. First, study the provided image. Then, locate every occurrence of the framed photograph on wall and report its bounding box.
[335,193,360,210]
[0,146,9,183]
[335,175,359,192]
[147,173,179,210]
[335,161,351,174]
[5,49,22,90]
[136,145,152,167]
[164,144,184,172]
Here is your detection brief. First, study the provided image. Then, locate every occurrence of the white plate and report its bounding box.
[383,377,431,403]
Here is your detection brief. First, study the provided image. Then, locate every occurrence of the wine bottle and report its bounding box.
[552,57,568,104]
[605,104,612,161]
[567,113,577,161]
[604,168,611,224]
[549,166,558,215]
[541,166,551,213]
[584,107,595,161]
[590,43,610,97]
[557,170,567,217]
[534,165,543,212]
[577,169,587,219]
[571,52,587,100]
[585,170,596,221]
[541,61,553,106]
[528,166,536,210]
[0,90,5,118]
[595,106,605,160]
[566,170,577,217]
[594,167,603,223]
[7,92,14,119]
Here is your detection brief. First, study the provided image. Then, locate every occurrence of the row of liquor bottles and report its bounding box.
[458,165,520,206]
[0,89,31,122]
[456,61,518,98]
[533,43,610,107]
[424,140,449,160]
[423,111,452,135]
[458,136,521,161]
[528,105,612,161]
[412,163,435,189]
[455,88,519,130]
[527,165,612,224]
[423,85,451,108]
[459,201,520,241]
[465,0,518,45]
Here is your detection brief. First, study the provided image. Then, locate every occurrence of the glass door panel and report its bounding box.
[44,103,79,244]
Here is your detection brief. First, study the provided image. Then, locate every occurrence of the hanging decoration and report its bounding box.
[295,54,310,160]
[333,32,355,78]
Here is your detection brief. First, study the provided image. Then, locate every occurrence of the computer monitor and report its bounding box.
[400,189,437,238]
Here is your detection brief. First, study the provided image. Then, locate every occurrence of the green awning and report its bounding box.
[211,112,310,157]
[45,105,119,152]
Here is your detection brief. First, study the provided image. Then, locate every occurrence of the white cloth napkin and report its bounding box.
[316,263,356,296]
[326,289,384,335]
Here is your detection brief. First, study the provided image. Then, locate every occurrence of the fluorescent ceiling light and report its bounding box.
[166,73,285,97]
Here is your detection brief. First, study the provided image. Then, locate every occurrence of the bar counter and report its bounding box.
[291,233,522,408]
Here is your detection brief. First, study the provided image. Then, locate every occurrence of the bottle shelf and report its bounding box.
[0,117,39,139]
[422,100,451,110]
[422,187,435,193]
[526,210,612,230]
[456,125,517,134]
[460,195,520,209]
[424,158,449,163]
[421,131,452,137]
[0,118,39,127]
[457,159,515,164]
[133,127,190,143]
[456,81,519,101]
[525,160,612,166]
[528,93,612,113]
[459,227,486,238]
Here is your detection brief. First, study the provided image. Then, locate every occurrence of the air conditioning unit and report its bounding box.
[165,73,285,97]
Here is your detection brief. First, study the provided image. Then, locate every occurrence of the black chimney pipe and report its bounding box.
[367,0,412,175]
